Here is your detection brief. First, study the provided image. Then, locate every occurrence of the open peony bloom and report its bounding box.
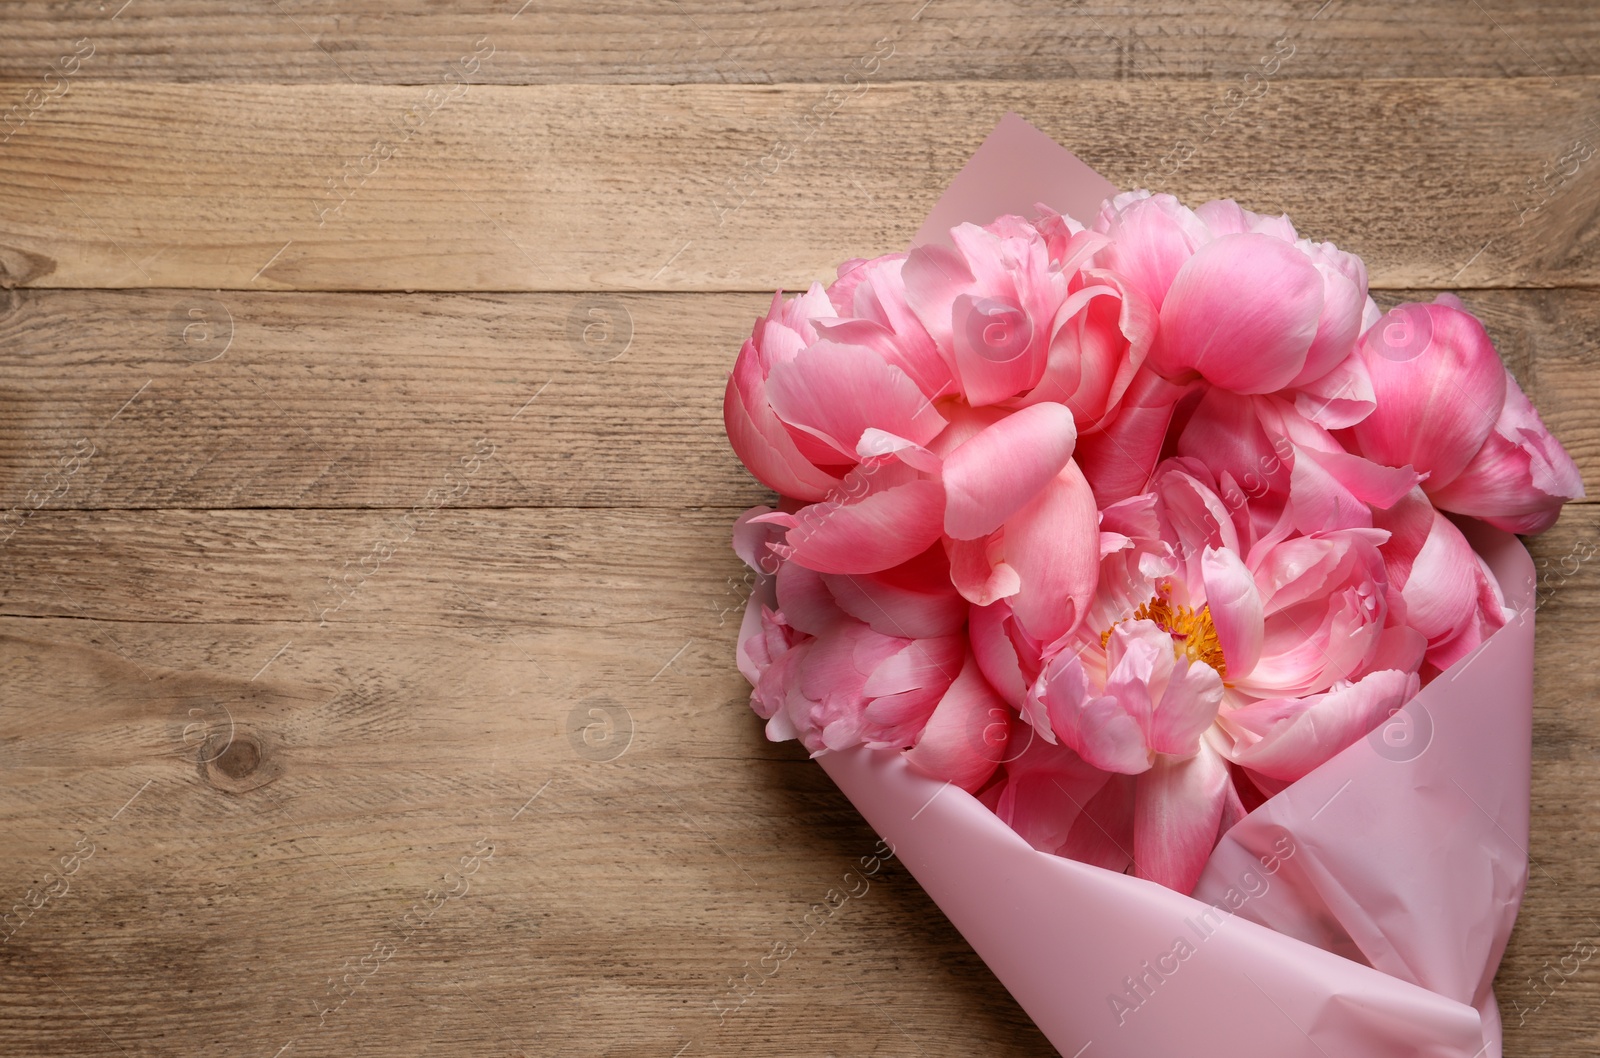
[724,210,1168,645]
[1350,296,1584,534]
[1003,461,1438,891]
[726,195,1581,895]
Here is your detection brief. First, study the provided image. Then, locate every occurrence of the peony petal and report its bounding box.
[1252,529,1388,616]
[1423,547,1509,674]
[796,620,906,707]
[861,687,943,741]
[863,635,965,698]
[1175,389,1291,507]
[738,596,789,691]
[1427,369,1584,534]
[903,653,1012,791]
[1369,486,1436,591]
[1230,669,1419,781]
[992,732,1112,854]
[786,480,946,575]
[950,292,1046,407]
[724,361,842,501]
[821,546,968,639]
[1241,589,1384,697]
[1060,771,1137,873]
[1091,192,1207,310]
[1296,445,1421,510]
[1070,272,1158,424]
[1133,740,1232,893]
[1286,442,1422,538]
[856,429,943,475]
[1020,277,1154,433]
[1075,368,1187,504]
[1147,656,1225,757]
[1291,239,1369,387]
[775,561,847,636]
[1193,198,1252,236]
[1102,620,1172,731]
[756,640,814,745]
[849,264,958,397]
[1004,461,1100,642]
[826,256,874,314]
[1201,546,1265,677]
[944,535,1023,607]
[1041,647,1151,774]
[1293,350,1376,430]
[1286,442,1375,534]
[820,714,866,751]
[1195,198,1297,243]
[1156,465,1242,561]
[1401,509,1480,646]
[765,340,948,460]
[1351,303,1507,490]
[1360,622,1428,678]
[1154,233,1324,393]
[902,241,974,359]
[764,706,800,743]
[969,600,1030,712]
[731,504,784,575]
[942,402,1078,539]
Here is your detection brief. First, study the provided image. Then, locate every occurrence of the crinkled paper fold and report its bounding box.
[816,115,1535,1058]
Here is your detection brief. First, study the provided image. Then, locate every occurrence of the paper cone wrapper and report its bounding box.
[816,116,1536,1058]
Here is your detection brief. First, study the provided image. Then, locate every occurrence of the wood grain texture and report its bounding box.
[1,1,1599,84]
[2,4,1598,1056]
[0,286,1593,513]
[2,79,1600,291]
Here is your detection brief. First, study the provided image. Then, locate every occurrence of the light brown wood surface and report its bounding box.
[2,78,1600,291]
[0,4,1597,1057]
[2,2,1600,83]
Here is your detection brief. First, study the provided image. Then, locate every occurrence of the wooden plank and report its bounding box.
[0,503,1595,748]
[0,288,775,512]
[1,503,1596,765]
[0,500,1591,658]
[2,79,1599,292]
[2,1,1599,85]
[0,504,1595,1056]
[0,287,1593,513]
[0,507,742,630]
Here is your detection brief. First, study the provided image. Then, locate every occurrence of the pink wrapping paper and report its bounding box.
[816,117,1536,1058]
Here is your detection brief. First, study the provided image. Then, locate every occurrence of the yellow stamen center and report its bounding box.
[1101,587,1227,678]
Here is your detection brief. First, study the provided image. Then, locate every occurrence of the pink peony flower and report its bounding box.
[1007,460,1430,891]
[723,284,847,502]
[725,212,1163,644]
[1092,192,1372,420]
[900,211,1154,426]
[1429,371,1585,533]
[1350,297,1583,533]
[734,514,1012,790]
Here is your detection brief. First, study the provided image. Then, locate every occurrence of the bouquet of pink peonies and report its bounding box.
[723,116,1581,1058]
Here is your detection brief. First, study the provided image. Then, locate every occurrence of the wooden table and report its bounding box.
[1,3,1597,1055]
